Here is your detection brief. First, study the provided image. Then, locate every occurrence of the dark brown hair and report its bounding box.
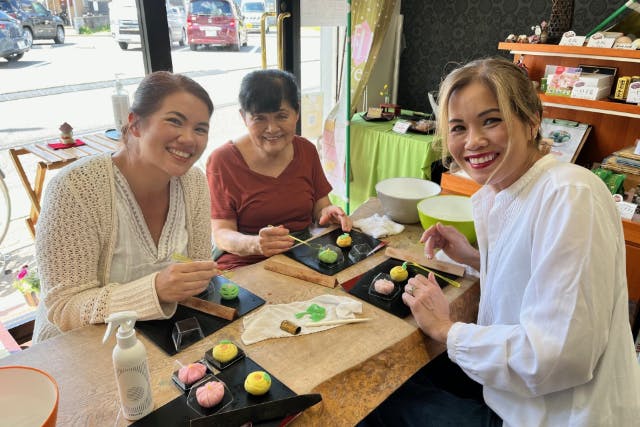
[238,69,300,114]
[121,71,214,139]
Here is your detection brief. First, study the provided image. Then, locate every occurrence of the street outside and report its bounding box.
[0,27,322,328]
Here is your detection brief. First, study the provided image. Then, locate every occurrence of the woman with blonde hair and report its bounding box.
[361,58,640,426]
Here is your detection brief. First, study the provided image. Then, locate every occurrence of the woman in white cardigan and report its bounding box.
[33,71,218,343]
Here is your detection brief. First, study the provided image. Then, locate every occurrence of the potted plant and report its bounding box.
[12,265,40,307]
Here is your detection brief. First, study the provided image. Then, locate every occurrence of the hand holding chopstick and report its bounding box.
[171,253,233,279]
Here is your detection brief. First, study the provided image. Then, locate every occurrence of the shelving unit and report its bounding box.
[440,43,640,304]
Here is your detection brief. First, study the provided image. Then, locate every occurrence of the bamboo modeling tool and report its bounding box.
[402,261,461,288]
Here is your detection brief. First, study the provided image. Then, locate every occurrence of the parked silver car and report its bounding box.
[0,9,28,61]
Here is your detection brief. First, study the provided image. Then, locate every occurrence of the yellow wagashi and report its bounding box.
[336,233,352,248]
[212,340,238,363]
[244,371,272,395]
[390,265,408,281]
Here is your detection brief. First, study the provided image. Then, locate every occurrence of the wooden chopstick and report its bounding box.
[404,261,461,288]
[305,318,372,327]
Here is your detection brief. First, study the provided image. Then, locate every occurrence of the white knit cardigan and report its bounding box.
[33,153,212,343]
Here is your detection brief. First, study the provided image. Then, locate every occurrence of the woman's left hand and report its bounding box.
[402,273,453,343]
[318,205,352,231]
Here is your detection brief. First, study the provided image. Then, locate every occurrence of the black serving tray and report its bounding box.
[136,277,265,356]
[283,228,381,276]
[348,258,456,318]
[360,112,394,121]
[132,357,301,427]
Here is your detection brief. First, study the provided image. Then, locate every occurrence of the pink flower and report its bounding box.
[17,266,28,280]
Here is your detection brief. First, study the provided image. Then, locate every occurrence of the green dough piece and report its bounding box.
[294,303,327,321]
[219,283,239,300]
[318,248,338,263]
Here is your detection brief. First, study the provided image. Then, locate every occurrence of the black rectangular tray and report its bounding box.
[283,228,381,275]
[136,277,265,356]
[132,357,298,427]
[348,258,456,318]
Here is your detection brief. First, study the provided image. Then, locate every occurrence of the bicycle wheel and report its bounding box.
[0,169,11,248]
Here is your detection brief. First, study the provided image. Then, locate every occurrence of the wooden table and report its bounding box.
[0,199,480,426]
[8,132,119,237]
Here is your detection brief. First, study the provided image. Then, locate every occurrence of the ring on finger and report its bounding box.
[406,284,415,296]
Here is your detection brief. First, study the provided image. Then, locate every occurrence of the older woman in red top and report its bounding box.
[206,69,351,270]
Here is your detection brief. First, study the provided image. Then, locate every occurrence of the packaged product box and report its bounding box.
[574,73,614,88]
[571,84,612,100]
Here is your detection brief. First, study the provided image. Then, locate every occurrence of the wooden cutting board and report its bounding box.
[263,248,388,288]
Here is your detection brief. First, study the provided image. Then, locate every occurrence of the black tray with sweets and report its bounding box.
[136,277,265,356]
[283,228,381,276]
[132,357,320,426]
[360,112,394,121]
[348,258,455,318]
[172,359,213,393]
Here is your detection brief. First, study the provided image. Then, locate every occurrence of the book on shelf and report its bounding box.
[539,118,591,163]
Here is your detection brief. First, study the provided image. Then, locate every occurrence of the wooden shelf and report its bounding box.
[539,94,640,118]
[498,42,640,63]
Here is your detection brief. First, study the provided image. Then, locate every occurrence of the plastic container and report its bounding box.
[103,311,153,421]
[112,73,130,133]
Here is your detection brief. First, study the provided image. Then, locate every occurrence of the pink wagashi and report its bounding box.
[374,278,395,295]
[196,380,225,408]
[178,362,207,386]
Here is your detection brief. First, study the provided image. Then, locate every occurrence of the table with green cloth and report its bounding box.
[348,112,440,211]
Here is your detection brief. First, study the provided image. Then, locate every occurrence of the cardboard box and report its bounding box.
[575,73,614,88]
[571,85,611,100]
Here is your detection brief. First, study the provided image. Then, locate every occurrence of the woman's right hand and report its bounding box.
[256,225,294,257]
[155,260,218,303]
[420,222,479,268]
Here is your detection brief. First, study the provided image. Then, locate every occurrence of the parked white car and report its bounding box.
[109,0,187,50]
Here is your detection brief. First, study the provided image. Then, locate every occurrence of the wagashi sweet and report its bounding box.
[318,247,338,263]
[336,233,352,248]
[219,283,239,300]
[244,371,272,396]
[373,278,395,295]
[178,362,207,386]
[196,380,225,408]
[212,340,238,363]
[390,265,408,281]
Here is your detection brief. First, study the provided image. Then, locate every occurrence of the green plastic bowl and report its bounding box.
[417,195,476,244]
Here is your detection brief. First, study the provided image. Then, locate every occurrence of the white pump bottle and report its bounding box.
[112,73,130,133]
[103,311,153,420]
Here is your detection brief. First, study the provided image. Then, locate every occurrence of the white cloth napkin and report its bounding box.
[241,295,363,345]
[353,214,405,238]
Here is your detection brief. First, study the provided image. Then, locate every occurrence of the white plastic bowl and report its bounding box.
[0,365,59,427]
[375,177,441,224]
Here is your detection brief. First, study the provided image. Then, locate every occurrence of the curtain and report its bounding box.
[350,0,398,113]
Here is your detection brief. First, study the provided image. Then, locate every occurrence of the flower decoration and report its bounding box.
[379,84,390,102]
[12,265,40,295]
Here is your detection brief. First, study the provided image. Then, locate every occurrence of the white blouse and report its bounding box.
[447,155,640,426]
[110,166,189,315]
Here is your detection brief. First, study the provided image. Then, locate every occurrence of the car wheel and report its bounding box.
[118,42,128,50]
[189,43,197,51]
[5,52,24,62]
[179,29,186,47]
[168,27,174,45]
[53,26,65,44]
[265,26,270,34]
[23,27,33,49]
[231,31,240,51]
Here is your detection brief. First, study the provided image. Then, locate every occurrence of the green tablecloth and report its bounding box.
[347,112,440,211]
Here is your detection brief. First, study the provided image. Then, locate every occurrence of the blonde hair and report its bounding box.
[436,57,543,168]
